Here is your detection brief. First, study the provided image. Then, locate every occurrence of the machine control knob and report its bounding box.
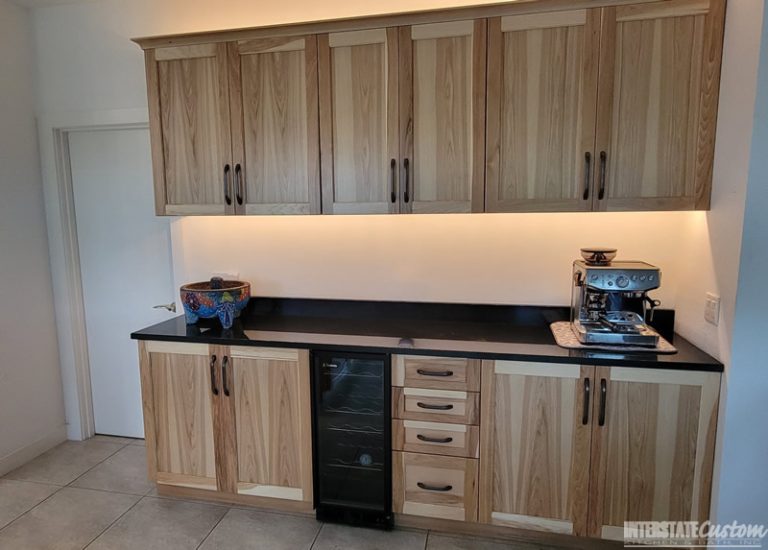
[616,275,630,288]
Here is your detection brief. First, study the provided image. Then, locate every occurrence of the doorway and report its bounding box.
[68,127,176,437]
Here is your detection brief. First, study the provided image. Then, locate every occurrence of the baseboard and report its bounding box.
[0,425,68,477]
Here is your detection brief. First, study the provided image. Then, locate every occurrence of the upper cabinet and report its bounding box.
[485,10,600,212]
[229,36,321,215]
[400,21,486,213]
[594,0,725,210]
[318,29,399,214]
[146,44,233,215]
[137,0,726,216]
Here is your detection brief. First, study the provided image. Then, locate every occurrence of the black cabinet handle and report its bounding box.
[416,369,454,377]
[582,377,591,425]
[417,402,453,411]
[583,152,592,200]
[222,356,230,397]
[417,482,453,492]
[209,355,219,396]
[234,164,243,206]
[598,378,607,426]
[598,151,607,200]
[403,158,410,203]
[390,158,397,203]
[417,434,453,444]
[223,164,232,206]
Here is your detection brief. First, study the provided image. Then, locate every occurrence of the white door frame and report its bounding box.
[38,108,149,440]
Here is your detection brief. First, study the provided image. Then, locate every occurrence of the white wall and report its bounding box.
[715,6,768,525]
[0,0,66,474]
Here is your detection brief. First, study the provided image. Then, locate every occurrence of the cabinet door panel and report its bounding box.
[400,20,485,213]
[139,341,218,491]
[588,367,720,541]
[319,29,399,214]
[479,361,593,536]
[229,36,321,215]
[230,347,313,502]
[486,11,600,212]
[148,44,232,215]
[595,0,725,210]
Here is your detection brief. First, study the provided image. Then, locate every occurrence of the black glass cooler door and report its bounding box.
[312,351,391,527]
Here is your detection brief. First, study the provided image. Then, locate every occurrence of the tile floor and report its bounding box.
[0,437,567,549]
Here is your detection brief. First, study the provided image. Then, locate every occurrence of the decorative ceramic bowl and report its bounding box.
[180,277,250,329]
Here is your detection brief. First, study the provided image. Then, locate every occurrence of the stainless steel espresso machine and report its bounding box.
[571,248,662,347]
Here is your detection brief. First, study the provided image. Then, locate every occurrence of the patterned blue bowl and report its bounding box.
[180,277,250,329]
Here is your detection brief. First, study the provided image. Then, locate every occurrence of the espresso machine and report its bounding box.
[571,248,662,346]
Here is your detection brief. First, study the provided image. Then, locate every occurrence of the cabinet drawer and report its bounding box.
[393,420,479,458]
[393,355,480,391]
[393,451,478,522]
[393,387,479,424]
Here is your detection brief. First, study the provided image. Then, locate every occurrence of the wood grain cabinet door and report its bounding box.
[399,20,486,214]
[138,341,218,491]
[587,367,721,541]
[145,44,233,215]
[594,0,725,211]
[224,346,313,503]
[479,361,594,536]
[228,36,321,215]
[485,10,600,212]
[319,28,400,214]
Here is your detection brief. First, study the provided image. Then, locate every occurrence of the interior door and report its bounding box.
[594,0,725,211]
[139,342,218,490]
[399,20,486,214]
[229,36,321,215]
[588,367,721,541]
[228,346,313,502]
[147,43,233,215]
[485,10,600,212]
[69,128,176,438]
[479,361,593,536]
[319,28,400,214]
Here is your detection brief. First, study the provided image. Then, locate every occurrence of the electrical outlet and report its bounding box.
[704,292,720,326]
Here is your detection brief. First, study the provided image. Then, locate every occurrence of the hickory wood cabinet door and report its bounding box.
[587,367,721,541]
[479,361,593,536]
[318,28,400,214]
[145,44,233,215]
[138,341,218,490]
[214,346,314,504]
[228,36,321,215]
[593,0,725,211]
[400,20,486,214]
[485,10,600,212]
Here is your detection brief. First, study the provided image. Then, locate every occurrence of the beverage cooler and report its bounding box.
[311,351,392,528]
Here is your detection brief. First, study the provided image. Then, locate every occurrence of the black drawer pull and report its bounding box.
[417,434,453,444]
[598,378,607,427]
[417,402,453,411]
[582,377,591,425]
[416,369,454,377]
[417,482,453,492]
[209,355,219,396]
[222,356,231,397]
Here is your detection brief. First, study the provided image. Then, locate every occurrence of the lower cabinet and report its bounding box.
[138,341,313,508]
[479,360,721,541]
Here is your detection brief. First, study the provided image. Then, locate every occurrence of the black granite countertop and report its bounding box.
[131,297,723,372]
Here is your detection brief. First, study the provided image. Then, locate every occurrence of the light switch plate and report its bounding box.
[705,292,720,326]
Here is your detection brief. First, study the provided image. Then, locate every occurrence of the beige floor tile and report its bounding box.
[0,479,59,530]
[0,487,138,550]
[311,523,427,550]
[70,445,153,495]
[90,435,134,445]
[199,507,321,549]
[87,496,227,550]
[128,438,146,446]
[5,440,124,486]
[427,533,554,549]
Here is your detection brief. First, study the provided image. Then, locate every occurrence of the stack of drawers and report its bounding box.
[391,354,480,522]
